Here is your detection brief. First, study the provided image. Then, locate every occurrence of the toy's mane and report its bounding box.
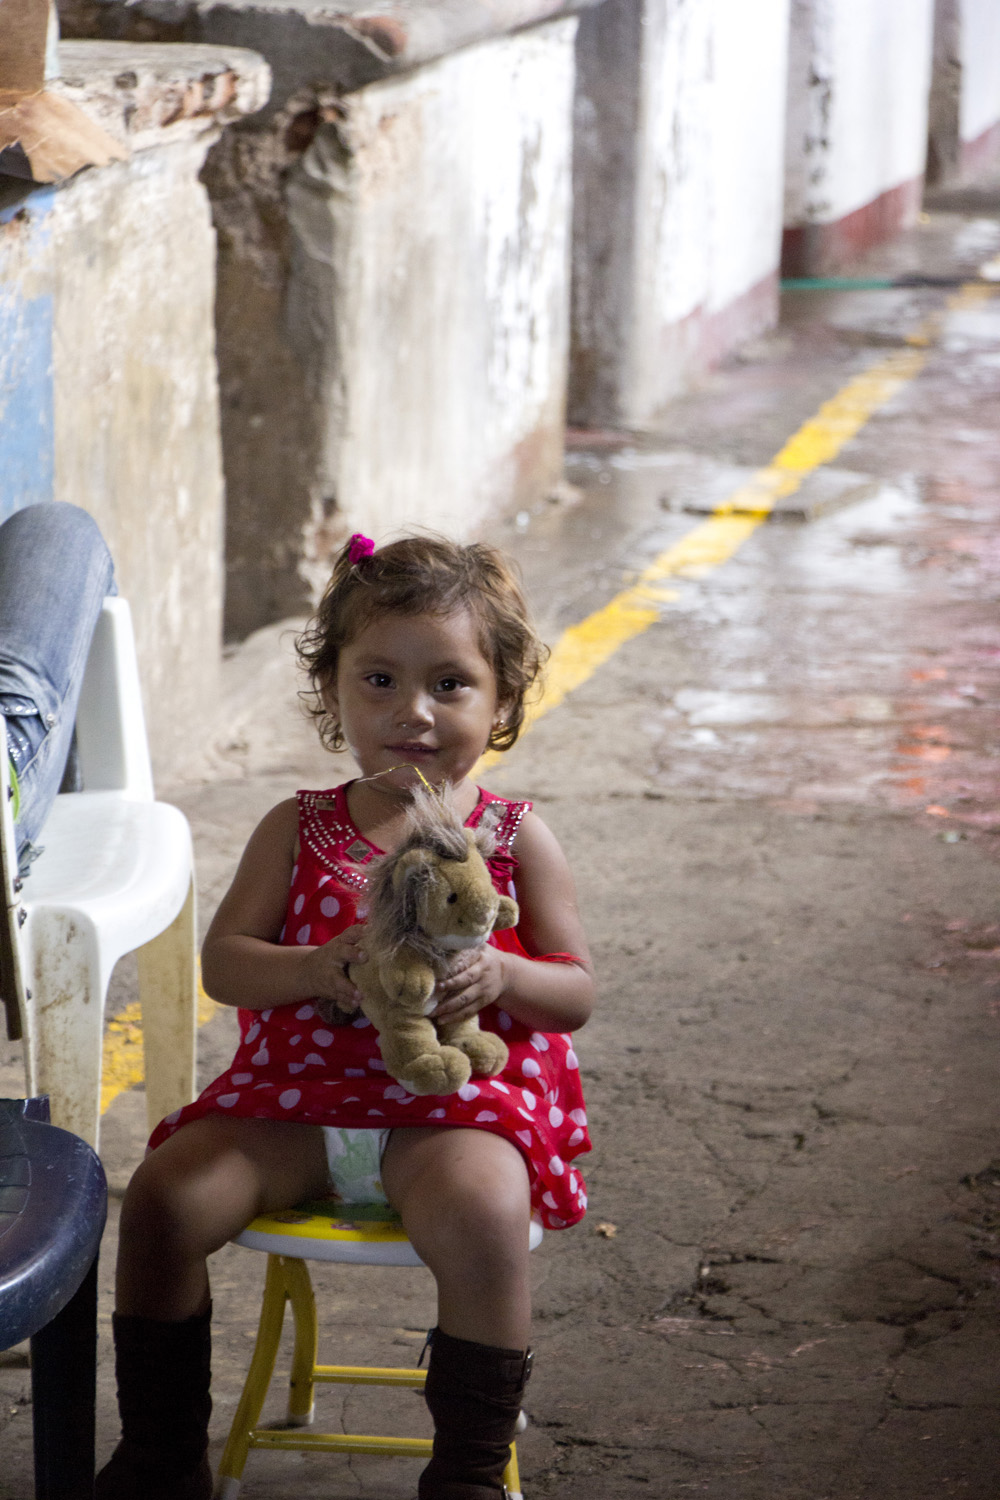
[365,785,497,968]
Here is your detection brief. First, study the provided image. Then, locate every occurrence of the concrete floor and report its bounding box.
[3,189,1000,1498]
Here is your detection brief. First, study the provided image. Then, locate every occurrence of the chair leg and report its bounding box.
[281,1257,318,1426]
[216,1256,289,1499]
[137,876,197,1135]
[30,1258,99,1500]
[22,911,104,1148]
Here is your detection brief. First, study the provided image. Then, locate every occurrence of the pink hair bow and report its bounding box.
[347,533,375,564]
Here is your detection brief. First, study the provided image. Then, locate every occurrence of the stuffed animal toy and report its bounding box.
[347,786,518,1096]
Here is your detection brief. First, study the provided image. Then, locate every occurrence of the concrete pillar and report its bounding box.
[782,0,936,276]
[0,41,270,781]
[927,0,962,187]
[62,0,598,639]
[570,0,791,430]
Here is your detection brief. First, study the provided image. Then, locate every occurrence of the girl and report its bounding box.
[97,534,595,1500]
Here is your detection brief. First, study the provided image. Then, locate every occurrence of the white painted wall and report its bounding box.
[959,0,1000,145]
[784,0,935,226]
[287,19,576,557]
[625,0,789,415]
[708,0,790,311]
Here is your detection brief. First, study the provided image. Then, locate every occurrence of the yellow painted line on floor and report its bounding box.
[479,285,990,772]
[101,970,217,1115]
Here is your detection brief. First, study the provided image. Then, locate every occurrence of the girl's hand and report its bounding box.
[301,925,367,1017]
[432,946,507,1024]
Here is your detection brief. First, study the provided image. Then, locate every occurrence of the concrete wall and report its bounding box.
[66,1,598,639]
[571,0,790,429]
[783,0,936,275]
[0,41,269,780]
[285,25,577,598]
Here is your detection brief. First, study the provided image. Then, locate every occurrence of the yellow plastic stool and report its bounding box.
[217,1200,541,1499]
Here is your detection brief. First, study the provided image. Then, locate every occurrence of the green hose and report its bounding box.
[782,275,969,290]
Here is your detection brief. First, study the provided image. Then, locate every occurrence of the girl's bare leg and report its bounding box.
[380,1127,532,1348]
[116,1116,330,1320]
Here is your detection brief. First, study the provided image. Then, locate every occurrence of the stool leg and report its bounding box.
[216,1256,288,1500]
[503,1441,523,1500]
[281,1256,318,1426]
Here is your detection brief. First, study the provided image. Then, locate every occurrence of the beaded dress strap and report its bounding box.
[297,786,531,889]
[471,792,531,856]
[296,788,377,893]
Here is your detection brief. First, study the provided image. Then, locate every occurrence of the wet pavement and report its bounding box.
[3,189,1000,1499]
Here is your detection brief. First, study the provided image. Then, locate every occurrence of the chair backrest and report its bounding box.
[0,595,153,1040]
[73,598,154,800]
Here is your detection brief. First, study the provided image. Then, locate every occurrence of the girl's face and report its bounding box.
[323,607,505,790]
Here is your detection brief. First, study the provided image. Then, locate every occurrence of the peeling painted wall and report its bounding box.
[0,40,268,781]
[784,0,935,228]
[69,2,592,639]
[203,16,578,636]
[284,20,576,576]
[0,140,224,781]
[0,200,56,509]
[571,0,790,428]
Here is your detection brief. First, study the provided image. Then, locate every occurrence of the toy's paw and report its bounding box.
[396,1046,472,1097]
[458,1032,509,1078]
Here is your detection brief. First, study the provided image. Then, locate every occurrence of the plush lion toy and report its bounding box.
[347,786,518,1096]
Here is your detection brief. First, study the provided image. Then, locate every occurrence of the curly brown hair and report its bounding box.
[297,534,548,753]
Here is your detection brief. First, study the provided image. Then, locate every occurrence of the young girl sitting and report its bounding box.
[97,534,595,1500]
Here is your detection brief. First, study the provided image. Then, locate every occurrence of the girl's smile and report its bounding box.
[323,608,505,792]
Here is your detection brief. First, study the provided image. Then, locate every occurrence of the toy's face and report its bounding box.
[419,851,499,942]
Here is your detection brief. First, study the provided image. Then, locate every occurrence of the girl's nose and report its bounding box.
[397,691,433,727]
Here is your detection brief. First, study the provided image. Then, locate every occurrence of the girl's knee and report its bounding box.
[119,1140,248,1259]
[413,1173,531,1278]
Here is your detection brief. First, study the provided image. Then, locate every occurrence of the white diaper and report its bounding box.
[322,1125,391,1205]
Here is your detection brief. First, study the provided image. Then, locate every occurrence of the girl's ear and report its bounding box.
[320,675,339,718]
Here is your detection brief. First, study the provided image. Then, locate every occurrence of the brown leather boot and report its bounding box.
[95,1307,213,1500]
[418,1327,533,1499]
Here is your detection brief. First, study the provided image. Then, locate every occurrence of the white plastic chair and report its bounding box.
[0,597,198,1150]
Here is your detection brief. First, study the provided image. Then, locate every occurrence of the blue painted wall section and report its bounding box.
[0,190,56,520]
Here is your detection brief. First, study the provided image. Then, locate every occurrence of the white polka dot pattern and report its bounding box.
[148,783,590,1231]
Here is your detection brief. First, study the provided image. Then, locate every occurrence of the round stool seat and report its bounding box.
[234,1200,423,1266]
[234,1198,544,1265]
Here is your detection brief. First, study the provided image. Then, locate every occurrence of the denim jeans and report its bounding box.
[0,503,115,861]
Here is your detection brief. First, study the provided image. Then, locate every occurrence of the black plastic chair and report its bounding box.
[0,1096,108,1499]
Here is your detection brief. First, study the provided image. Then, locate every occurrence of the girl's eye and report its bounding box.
[436,677,464,693]
[366,673,393,688]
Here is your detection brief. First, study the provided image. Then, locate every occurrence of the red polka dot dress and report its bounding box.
[150,784,591,1230]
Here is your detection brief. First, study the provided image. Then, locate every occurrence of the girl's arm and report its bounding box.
[434,810,595,1033]
[201,799,365,1012]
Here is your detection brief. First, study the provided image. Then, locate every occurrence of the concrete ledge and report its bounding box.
[0,35,272,777]
[51,39,270,149]
[63,0,600,111]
